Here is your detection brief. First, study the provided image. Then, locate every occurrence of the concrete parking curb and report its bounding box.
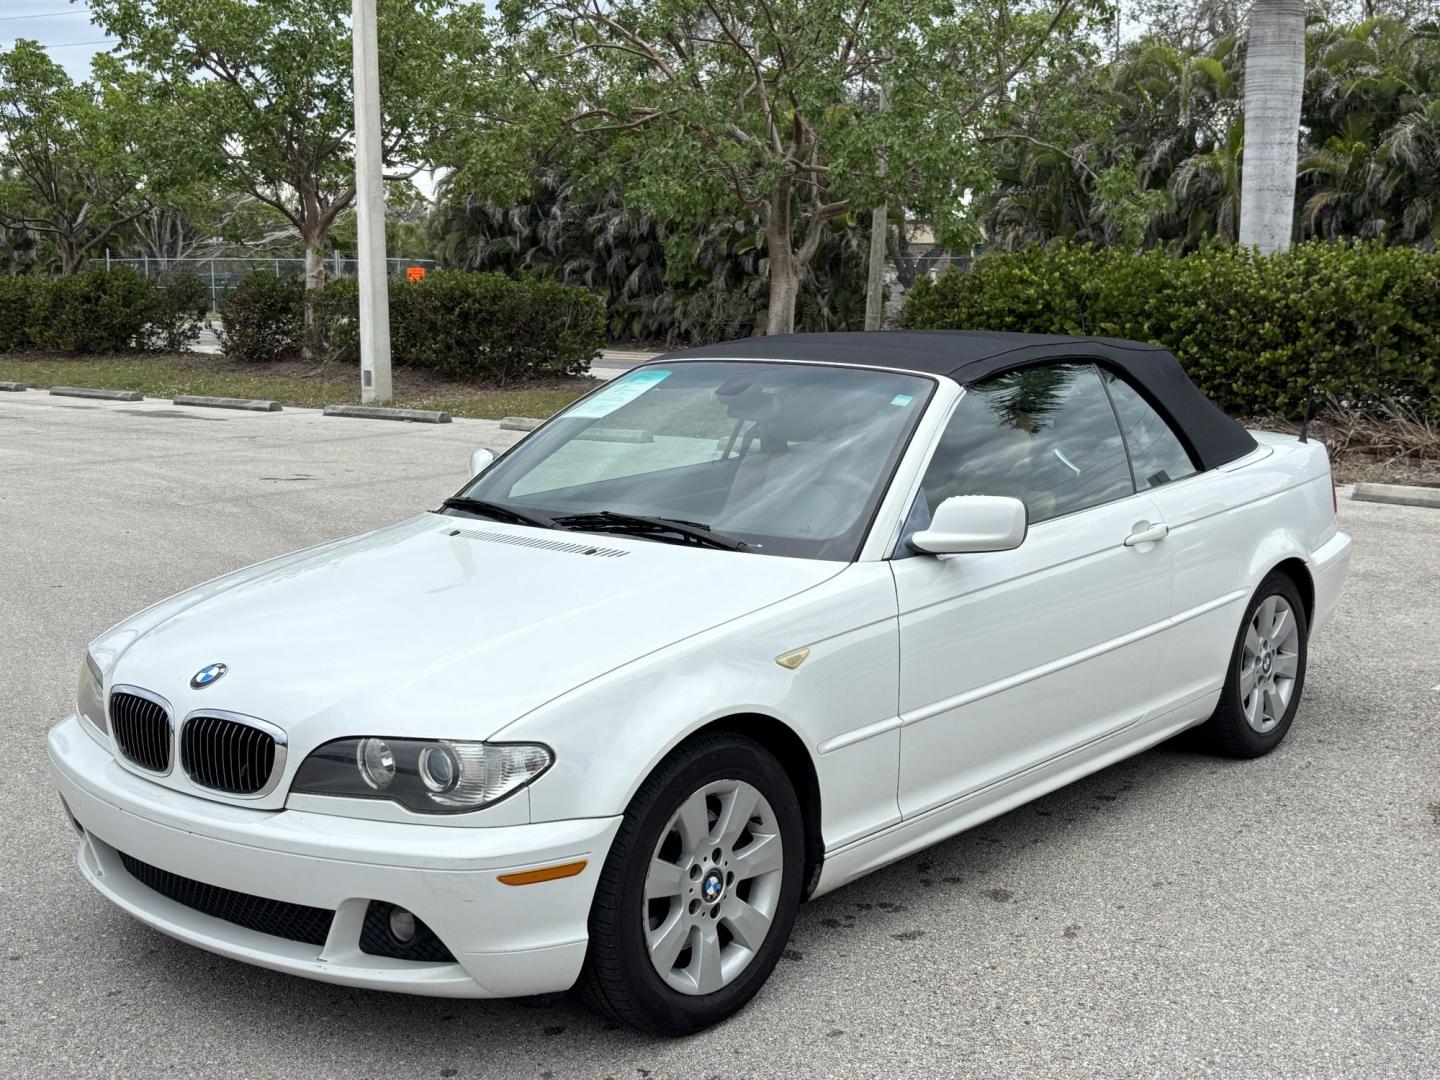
[0,380,25,391]
[1352,482,1440,509]
[499,415,544,431]
[174,395,282,412]
[50,386,143,402]
[322,404,451,424]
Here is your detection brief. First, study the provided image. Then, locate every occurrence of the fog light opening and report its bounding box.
[388,906,417,944]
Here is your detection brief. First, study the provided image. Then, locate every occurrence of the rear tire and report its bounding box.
[578,732,804,1034]
[1201,571,1309,758]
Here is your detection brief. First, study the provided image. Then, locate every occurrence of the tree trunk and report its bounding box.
[301,241,327,361]
[59,235,82,275]
[766,268,798,336]
[1239,0,1305,254]
[303,242,327,293]
[764,202,799,336]
[865,83,891,331]
[864,199,888,331]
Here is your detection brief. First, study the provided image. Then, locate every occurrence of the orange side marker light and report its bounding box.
[497,860,588,886]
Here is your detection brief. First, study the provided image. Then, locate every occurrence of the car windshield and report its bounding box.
[452,361,934,560]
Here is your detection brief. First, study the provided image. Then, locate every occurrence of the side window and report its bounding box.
[917,363,1134,526]
[1100,370,1198,489]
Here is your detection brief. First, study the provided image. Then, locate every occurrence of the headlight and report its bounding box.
[291,738,552,813]
[77,652,106,736]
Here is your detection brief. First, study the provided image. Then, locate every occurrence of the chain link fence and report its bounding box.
[89,254,440,311]
[901,252,979,279]
[87,250,968,320]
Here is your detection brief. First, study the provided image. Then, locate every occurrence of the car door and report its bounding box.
[1097,368,1252,716]
[890,362,1174,819]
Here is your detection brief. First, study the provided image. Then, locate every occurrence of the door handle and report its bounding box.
[1124,522,1169,547]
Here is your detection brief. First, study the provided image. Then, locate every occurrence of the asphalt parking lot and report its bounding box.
[2,389,1437,1079]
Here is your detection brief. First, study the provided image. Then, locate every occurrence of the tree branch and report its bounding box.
[952,0,1077,123]
[981,132,1100,183]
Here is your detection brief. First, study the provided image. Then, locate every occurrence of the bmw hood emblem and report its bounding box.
[190,662,228,689]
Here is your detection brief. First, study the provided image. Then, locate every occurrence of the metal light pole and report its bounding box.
[352,0,393,402]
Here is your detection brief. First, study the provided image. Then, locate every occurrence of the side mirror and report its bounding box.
[469,447,496,480]
[911,495,1028,555]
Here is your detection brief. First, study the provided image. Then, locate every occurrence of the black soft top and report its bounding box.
[657,330,1257,471]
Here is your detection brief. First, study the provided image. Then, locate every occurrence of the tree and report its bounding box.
[1129,0,1248,51]
[128,187,271,264]
[1381,96,1440,247]
[973,13,1440,253]
[976,30,1242,251]
[428,167,872,344]
[0,43,155,274]
[486,0,1105,334]
[1238,0,1306,253]
[1170,118,1244,241]
[1298,116,1391,240]
[90,0,457,299]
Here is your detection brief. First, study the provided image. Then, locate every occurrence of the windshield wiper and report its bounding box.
[552,511,748,551]
[439,497,554,530]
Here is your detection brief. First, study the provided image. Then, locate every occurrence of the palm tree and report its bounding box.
[1298,116,1394,239]
[1380,96,1440,248]
[1238,0,1307,253]
[1169,121,1246,244]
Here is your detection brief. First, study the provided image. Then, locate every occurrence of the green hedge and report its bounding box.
[218,274,306,364]
[146,273,209,353]
[903,241,1440,417]
[223,270,604,380]
[0,268,205,354]
[0,276,30,351]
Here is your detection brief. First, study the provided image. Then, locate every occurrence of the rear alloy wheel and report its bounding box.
[579,733,804,1033]
[1239,593,1303,735]
[1202,571,1309,757]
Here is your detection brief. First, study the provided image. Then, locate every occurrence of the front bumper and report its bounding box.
[48,715,620,998]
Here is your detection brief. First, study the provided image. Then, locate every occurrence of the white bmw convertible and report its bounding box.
[50,331,1351,1032]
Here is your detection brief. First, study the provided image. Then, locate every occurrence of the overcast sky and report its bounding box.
[2,1,108,78]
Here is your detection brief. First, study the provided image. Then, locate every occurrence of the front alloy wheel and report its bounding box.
[580,732,804,1033]
[644,779,785,995]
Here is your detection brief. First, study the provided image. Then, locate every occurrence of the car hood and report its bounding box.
[101,514,842,746]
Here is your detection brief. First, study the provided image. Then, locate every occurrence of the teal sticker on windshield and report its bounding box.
[891,393,914,406]
[566,369,672,419]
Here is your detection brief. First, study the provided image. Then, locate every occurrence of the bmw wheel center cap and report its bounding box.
[191,663,228,689]
[701,869,725,904]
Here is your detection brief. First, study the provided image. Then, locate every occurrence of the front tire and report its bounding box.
[579,732,804,1034]
[1201,571,1309,758]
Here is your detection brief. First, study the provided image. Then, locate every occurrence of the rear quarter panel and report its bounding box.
[1149,434,1338,713]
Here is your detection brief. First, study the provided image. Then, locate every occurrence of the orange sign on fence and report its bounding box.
[406,266,426,282]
